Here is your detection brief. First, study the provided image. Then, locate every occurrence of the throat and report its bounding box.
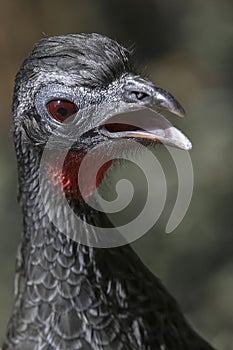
[48,150,113,201]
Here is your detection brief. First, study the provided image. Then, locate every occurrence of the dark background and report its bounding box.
[0,1,232,348]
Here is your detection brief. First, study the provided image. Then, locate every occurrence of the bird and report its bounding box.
[3,33,216,350]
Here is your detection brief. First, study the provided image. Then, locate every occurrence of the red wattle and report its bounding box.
[48,151,113,201]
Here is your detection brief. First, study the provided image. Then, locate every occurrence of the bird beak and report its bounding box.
[101,83,192,151]
[147,86,186,118]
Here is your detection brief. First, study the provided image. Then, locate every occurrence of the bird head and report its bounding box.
[13,33,191,205]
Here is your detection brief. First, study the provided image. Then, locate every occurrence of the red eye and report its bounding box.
[46,99,78,122]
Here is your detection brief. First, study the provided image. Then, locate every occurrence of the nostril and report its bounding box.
[132,91,150,101]
[124,89,151,103]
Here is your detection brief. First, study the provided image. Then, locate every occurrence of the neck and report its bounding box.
[15,139,135,292]
[9,141,137,344]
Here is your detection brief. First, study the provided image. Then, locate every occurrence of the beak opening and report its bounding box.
[101,108,192,151]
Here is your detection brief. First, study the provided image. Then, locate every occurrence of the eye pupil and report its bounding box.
[57,107,68,117]
[46,99,78,122]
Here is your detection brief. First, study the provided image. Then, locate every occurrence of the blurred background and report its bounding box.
[0,0,232,348]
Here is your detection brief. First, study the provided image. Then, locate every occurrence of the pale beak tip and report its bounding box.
[184,140,192,151]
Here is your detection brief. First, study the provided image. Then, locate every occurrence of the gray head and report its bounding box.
[13,33,190,215]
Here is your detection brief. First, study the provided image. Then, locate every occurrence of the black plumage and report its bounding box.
[3,33,216,350]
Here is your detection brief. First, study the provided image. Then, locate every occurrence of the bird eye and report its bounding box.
[46,99,78,122]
